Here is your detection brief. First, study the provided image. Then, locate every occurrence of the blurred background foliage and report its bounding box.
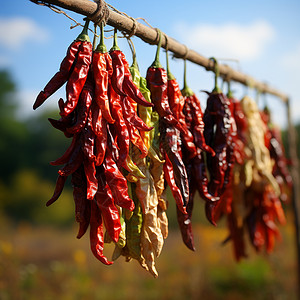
[0,68,298,299]
[0,69,74,226]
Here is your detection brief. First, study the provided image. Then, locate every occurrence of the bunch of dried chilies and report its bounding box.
[33,20,292,277]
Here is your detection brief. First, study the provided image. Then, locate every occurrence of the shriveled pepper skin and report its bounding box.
[188,94,215,156]
[146,68,183,132]
[122,96,153,132]
[176,162,196,251]
[71,167,90,239]
[103,147,135,211]
[203,91,232,197]
[33,40,82,109]
[161,125,189,211]
[168,78,196,158]
[109,49,126,96]
[92,51,115,124]
[50,134,80,166]
[61,42,93,117]
[108,84,130,167]
[66,74,93,135]
[90,200,113,265]
[110,49,153,108]
[95,167,121,243]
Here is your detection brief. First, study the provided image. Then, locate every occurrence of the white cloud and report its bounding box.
[175,20,275,61]
[0,17,49,50]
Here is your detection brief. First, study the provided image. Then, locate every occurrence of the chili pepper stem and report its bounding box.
[181,59,194,97]
[110,28,120,51]
[95,22,107,53]
[166,49,175,80]
[150,30,162,68]
[76,18,91,42]
[210,57,222,93]
[128,38,138,69]
[227,80,233,99]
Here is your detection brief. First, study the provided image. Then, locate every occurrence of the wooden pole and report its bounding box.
[30,0,289,103]
[286,99,300,291]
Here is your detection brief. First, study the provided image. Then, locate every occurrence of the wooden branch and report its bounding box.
[30,0,289,102]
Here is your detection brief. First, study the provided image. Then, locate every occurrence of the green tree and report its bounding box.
[0,69,73,225]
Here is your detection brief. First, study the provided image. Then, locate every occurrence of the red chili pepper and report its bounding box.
[122,96,153,132]
[95,166,121,243]
[203,91,232,197]
[180,73,217,203]
[83,157,97,201]
[188,94,215,156]
[66,72,93,134]
[103,147,135,211]
[110,29,153,108]
[107,124,119,163]
[225,210,247,261]
[61,41,93,117]
[262,108,293,190]
[176,163,196,251]
[48,99,74,137]
[90,199,113,265]
[92,28,115,124]
[167,67,196,158]
[81,119,96,163]
[50,134,80,166]
[58,143,83,177]
[161,126,189,209]
[34,19,93,114]
[46,175,67,207]
[71,167,91,239]
[163,153,186,214]
[124,116,148,158]
[108,83,130,166]
[146,33,183,132]
[33,41,82,110]
[191,152,218,202]
[91,105,108,166]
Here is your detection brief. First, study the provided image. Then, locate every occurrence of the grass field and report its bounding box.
[0,212,298,300]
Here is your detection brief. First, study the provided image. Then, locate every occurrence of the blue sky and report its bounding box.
[1,0,299,128]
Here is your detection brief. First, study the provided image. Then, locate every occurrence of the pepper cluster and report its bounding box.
[34,21,292,275]
[200,92,292,261]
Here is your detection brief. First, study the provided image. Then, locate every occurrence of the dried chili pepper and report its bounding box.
[167,57,196,158]
[180,62,216,203]
[103,146,135,211]
[90,200,113,265]
[110,29,153,108]
[262,107,293,192]
[146,31,183,132]
[66,72,94,134]
[61,24,93,116]
[161,125,189,211]
[108,83,145,178]
[175,162,196,251]
[95,166,121,243]
[48,98,74,137]
[34,19,93,117]
[203,58,232,198]
[92,23,115,124]
[71,166,91,239]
